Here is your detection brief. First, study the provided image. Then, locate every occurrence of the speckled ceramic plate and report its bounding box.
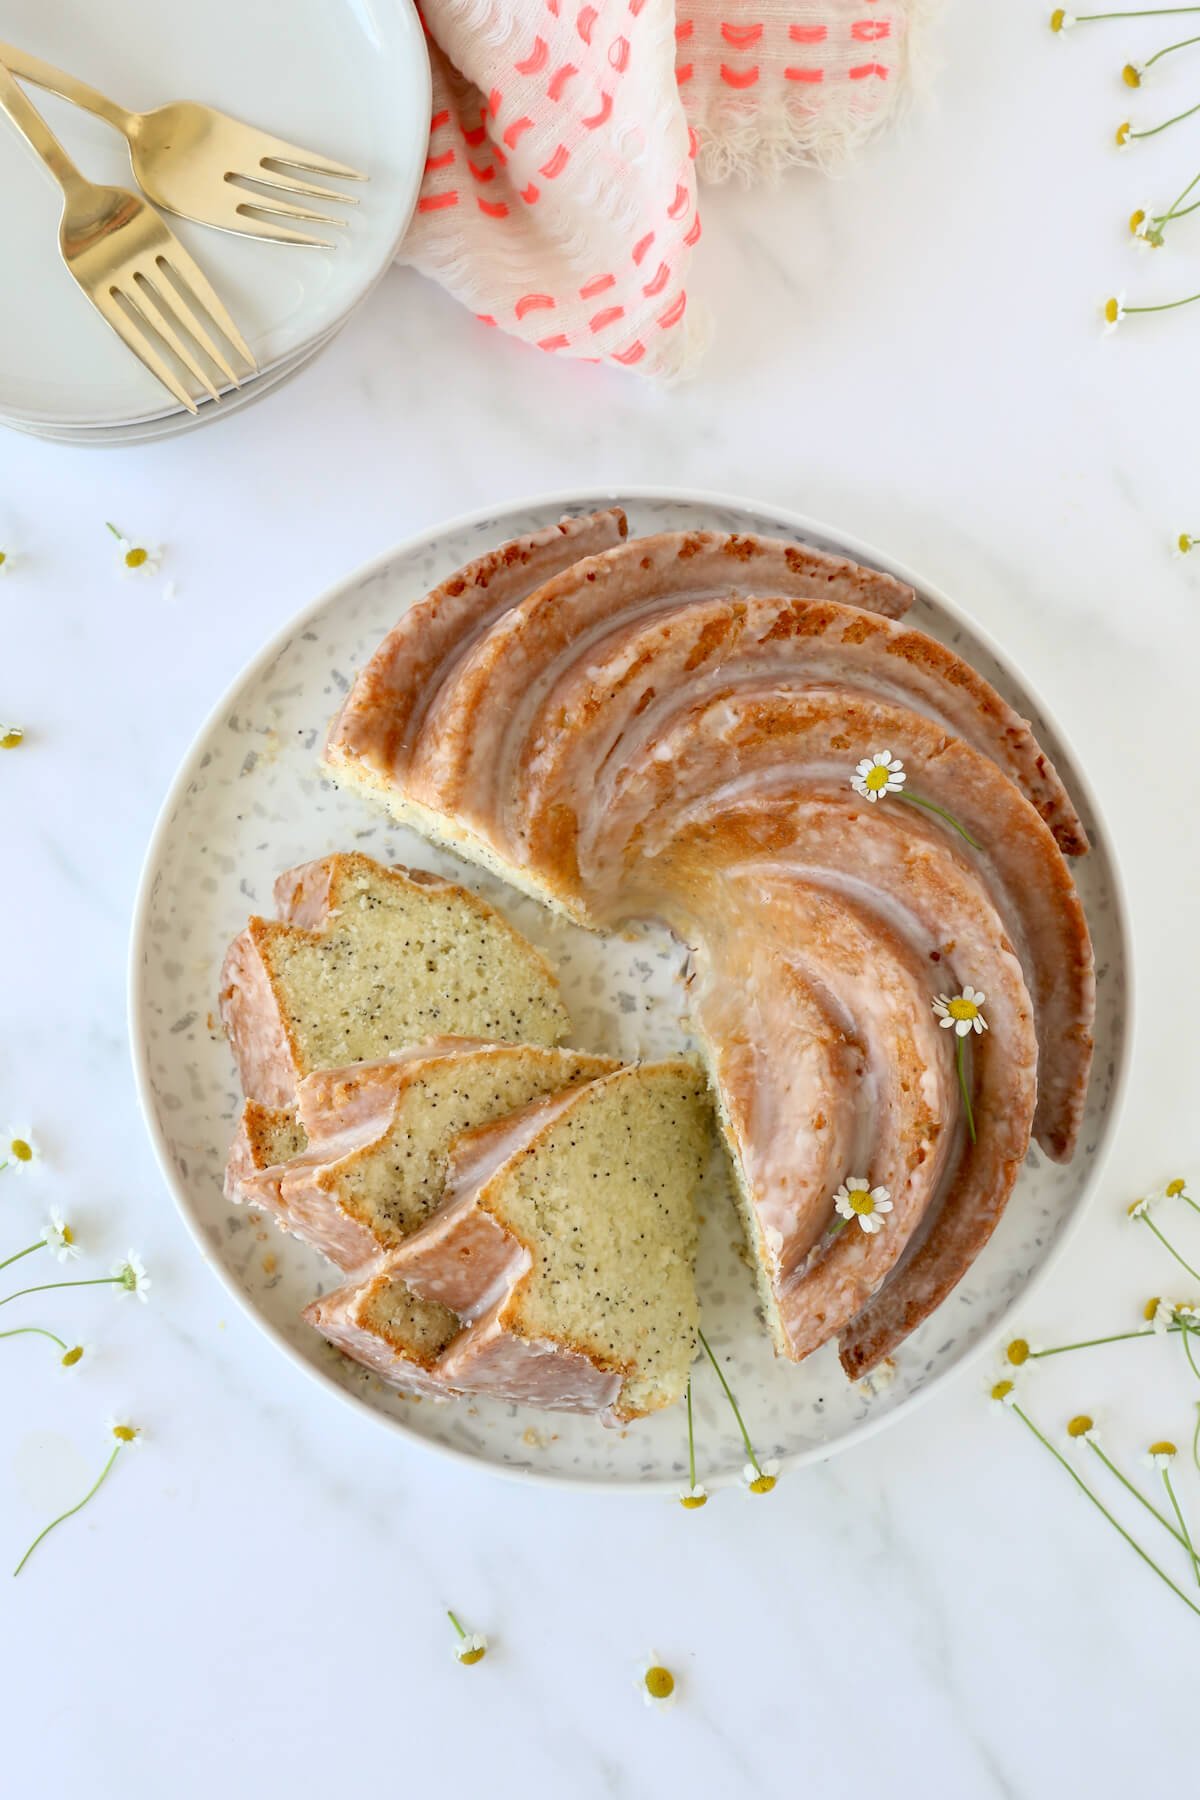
[129,490,1133,1491]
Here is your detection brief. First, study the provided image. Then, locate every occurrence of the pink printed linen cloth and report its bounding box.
[400,0,926,377]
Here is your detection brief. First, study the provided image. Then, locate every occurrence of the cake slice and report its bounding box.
[224,1099,309,1214]
[227,1040,619,1269]
[218,852,569,1105]
[307,1265,463,1402]
[314,1061,712,1421]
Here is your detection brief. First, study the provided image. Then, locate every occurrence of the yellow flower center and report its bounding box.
[1150,1440,1177,1458]
[0,550,6,566]
[61,1222,73,1243]
[749,1473,777,1494]
[645,1666,675,1699]
[991,1380,1014,1403]
[458,1646,486,1665]
[1130,209,1146,235]
[1127,1198,1146,1217]
[864,764,891,792]
[1167,1178,1186,1197]
[112,1424,138,1443]
[1050,8,1066,28]
[848,1188,875,1215]
[11,1137,33,1162]
[1123,63,1141,87]
[1006,1338,1030,1365]
[1116,122,1131,145]
[0,727,23,750]
[679,1493,707,1509]
[1067,1414,1093,1438]
[125,546,149,569]
[61,1345,83,1367]
[947,997,978,1022]
[1179,535,1194,555]
[1144,1297,1161,1321]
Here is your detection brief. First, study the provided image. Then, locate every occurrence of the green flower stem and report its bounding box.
[1193,1404,1200,1475]
[1030,1327,1159,1357]
[1087,1440,1187,1547]
[1177,1189,1200,1218]
[896,791,984,851]
[0,1274,125,1311]
[1011,1405,1200,1618]
[1146,28,1200,62]
[1140,1216,1200,1280]
[1162,1467,1200,1586]
[1074,7,1200,17]
[686,1379,698,1491]
[13,1444,122,1577]
[1131,97,1200,139]
[1179,1318,1200,1384]
[955,1038,977,1146]
[1120,291,1200,319]
[447,1610,467,1641]
[0,1239,47,1273]
[698,1326,762,1476]
[0,1325,68,1352]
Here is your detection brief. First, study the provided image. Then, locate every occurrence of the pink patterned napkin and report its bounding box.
[400,1,927,377]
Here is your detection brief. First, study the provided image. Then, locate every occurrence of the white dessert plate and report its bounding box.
[0,0,429,430]
[130,490,1132,1492]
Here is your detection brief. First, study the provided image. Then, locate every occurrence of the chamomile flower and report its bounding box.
[106,522,162,575]
[990,1379,1017,1410]
[105,1417,143,1447]
[112,1252,151,1302]
[1128,1193,1152,1220]
[2,1125,38,1172]
[1159,1176,1191,1204]
[1005,1337,1035,1366]
[0,724,23,750]
[1104,293,1127,333]
[1049,9,1076,30]
[1146,1440,1178,1469]
[1066,1413,1097,1446]
[639,1654,678,1708]
[852,751,906,802]
[933,987,988,1037]
[678,1483,708,1509]
[447,1611,487,1664]
[1123,62,1143,87]
[43,1209,80,1263]
[0,549,9,575]
[57,1342,90,1375]
[1177,533,1198,556]
[1149,1298,1176,1335]
[742,1457,781,1494]
[1115,121,1132,148]
[833,1178,893,1234]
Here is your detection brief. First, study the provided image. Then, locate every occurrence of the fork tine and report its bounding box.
[250,164,361,205]
[153,247,257,373]
[91,285,199,415]
[237,197,347,229]
[250,132,368,182]
[133,273,226,397]
[221,212,334,250]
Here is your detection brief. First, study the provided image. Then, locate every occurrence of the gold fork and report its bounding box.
[0,40,366,249]
[0,61,255,414]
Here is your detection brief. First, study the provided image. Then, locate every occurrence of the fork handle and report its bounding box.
[0,41,134,134]
[0,59,90,196]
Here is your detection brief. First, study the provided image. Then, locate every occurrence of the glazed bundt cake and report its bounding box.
[323,514,1096,1378]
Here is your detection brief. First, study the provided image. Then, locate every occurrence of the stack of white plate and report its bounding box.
[0,0,430,445]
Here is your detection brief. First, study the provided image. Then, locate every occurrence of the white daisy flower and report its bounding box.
[106,522,162,575]
[1145,1440,1177,1469]
[990,1379,1018,1411]
[639,1654,678,1709]
[851,751,906,803]
[2,1125,38,1172]
[1104,293,1127,333]
[1115,122,1133,150]
[57,1342,90,1375]
[453,1632,488,1665]
[0,549,11,576]
[933,987,988,1036]
[1176,533,1196,558]
[742,1458,781,1494]
[833,1178,893,1234]
[105,1417,143,1448]
[1151,1299,1176,1335]
[1066,1413,1097,1448]
[113,1251,151,1302]
[0,724,23,750]
[1127,1194,1152,1221]
[1050,9,1076,30]
[678,1483,708,1509]
[43,1209,80,1263]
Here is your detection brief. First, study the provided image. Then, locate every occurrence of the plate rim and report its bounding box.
[128,485,1136,1493]
[0,0,432,431]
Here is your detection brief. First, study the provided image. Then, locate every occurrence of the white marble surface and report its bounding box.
[3,7,1198,1795]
